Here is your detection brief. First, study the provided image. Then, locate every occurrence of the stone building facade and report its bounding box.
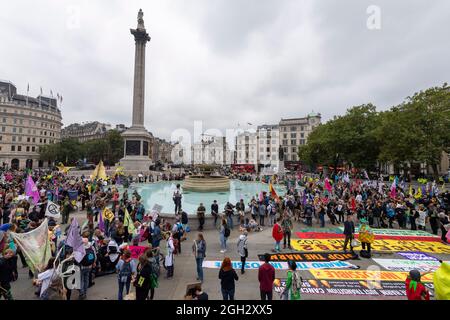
[61,121,112,142]
[0,80,62,169]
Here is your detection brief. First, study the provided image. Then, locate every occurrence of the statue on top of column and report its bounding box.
[137,9,145,29]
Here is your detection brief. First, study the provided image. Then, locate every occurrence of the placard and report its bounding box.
[291,238,450,254]
[202,260,357,270]
[308,269,434,282]
[372,259,448,272]
[397,252,439,261]
[257,252,355,262]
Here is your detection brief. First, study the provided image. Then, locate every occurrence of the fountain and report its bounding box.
[183,164,230,192]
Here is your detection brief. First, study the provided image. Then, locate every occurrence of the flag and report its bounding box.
[390,177,397,199]
[98,208,105,232]
[45,200,61,219]
[27,83,29,92]
[414,187,422,200]
[268,183,280,202]
[10,219,52,273]
[409,185,413,196]
[50,89,53,97]
[325,178,332,193]
[363,170,369,180]
[351,198,356,212]
[102,207,115,222]
[25,175,40,204]
[259,191,264,202]
[66,218,86,263]
[40,87,43,95]
[124,209,135,234]
[302,192,307,206]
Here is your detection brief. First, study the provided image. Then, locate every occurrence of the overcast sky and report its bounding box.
[1,0,449,145]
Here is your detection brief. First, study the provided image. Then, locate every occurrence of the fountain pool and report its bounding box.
[128,180,286,214]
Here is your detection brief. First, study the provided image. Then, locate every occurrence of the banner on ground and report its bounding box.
[128,246,148,259]
[45,200,61,219]
[291,238,450,254]
[397,252,438,261]
[309,269,434,282]
[257,252,355,262]
[10,218,52,273]
[295,232,440,242]
[273,279,434,297]
[336,227,438,238]
[202,260,357,270]
[373,259,448,272]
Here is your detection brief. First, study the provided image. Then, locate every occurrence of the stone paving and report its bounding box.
[9,210,449,300]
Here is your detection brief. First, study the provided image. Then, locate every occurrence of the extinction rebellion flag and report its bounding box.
[45,200,61,219]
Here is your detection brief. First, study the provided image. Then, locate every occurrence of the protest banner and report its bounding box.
[257,252,355,262]
[11,218,52,273]
[102,207,115,222]
[128,245,148,259]
[309,269,434,282]
[397,252,438,261]
[45,200,61,219]
[273,279,434,297]
[336,227,438,238]
[372,259,448,272]
[291,238,450,254]
[295,231,440,242]
[202,260,357,270]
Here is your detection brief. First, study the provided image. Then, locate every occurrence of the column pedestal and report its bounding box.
[120,126,153,172]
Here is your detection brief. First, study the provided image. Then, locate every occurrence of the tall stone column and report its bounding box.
[131,16,150,128]
[120,9,154,173]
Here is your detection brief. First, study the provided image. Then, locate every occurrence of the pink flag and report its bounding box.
[390,179,397,199]
[25,176,40,204]
[325,178,332,192]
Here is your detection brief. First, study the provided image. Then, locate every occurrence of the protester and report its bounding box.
[282,260,301,300]
[165,232,175,278]
[116,249,136,300]
[358,218,374,257]
[272,217,283,253]
[258,253,275,300]
[405,269,430,300]
[197,203,206,231]
[218,257,239,300]
[343,214,355,254]
[237,230,248,274]
[78,237,96,300]
[134,255,152,300]
[192,233,206,281]
[281,213,293,250]
[219,218,229,253]
[0,249,17,300]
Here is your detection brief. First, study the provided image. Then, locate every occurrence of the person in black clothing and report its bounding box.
[343,214,355,253]
[0,249,18,300]
[218,257,239,300]
[134,255,153,300]
[211,200,219,227]
[194,285,208,300]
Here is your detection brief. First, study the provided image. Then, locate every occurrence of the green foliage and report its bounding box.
[298,84,450,177]
[39,130,124,166]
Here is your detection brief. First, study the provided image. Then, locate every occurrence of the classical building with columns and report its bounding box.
[0,80,62,169]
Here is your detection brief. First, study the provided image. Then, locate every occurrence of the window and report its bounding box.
[282,139,288,145]
[27,137,30,142]
[300,139,305,145]
[1,127,5,132]
[32,137,35,143]
[290,126,296,131]
[12,127,16,133]
[272,140,277,144]
[260,147,264,152]
[292,147,297,153]
[290,139,296,145]
[283,133,287,139]
[32,146,35,152]
[14,118,17,124]
[40,138,42,143]
[300,126,304,131]
[291,155,296,161]
[300,133,304,138]
[18,136,22,142]
[26,146,30,152]
[0,136,2,141]
[12,136,16,142]
[290,133,296,138]
[18,146,22,151]
[266,147,270,152]
[11,146,15,151]
[19,128,22,133]
[2,118,5,123]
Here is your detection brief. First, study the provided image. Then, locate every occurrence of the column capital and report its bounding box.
[130,28,150,43]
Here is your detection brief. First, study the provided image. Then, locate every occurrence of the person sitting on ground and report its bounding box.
[405,269,430,300]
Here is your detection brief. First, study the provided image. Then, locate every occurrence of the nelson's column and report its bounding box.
[120,9,153,171]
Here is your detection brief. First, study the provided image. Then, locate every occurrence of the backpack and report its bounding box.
[224,226,231,238]
[150,258,160,278]
[80,247,95,266]
[41,276,64,300]
[291,271,302,293]
[173,239,179,254]
[119,261,132,282]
